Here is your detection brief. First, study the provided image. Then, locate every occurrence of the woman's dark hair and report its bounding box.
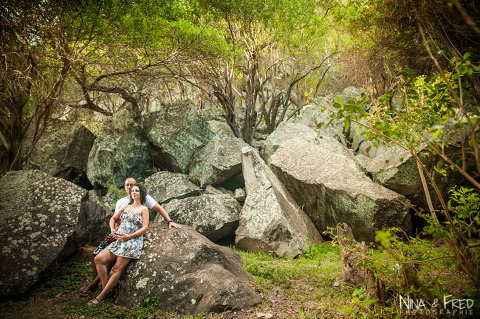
[129,183,147,205]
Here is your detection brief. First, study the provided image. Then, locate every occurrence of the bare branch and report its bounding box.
[452,0,480,36]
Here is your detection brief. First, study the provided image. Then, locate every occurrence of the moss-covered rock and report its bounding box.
[143,100,215,174]
[24,119,95,187]
[87,110,150,188]
[270,139,412,243]
[189,135,248,188]
[0,170,108,299]
[111,224,260,315]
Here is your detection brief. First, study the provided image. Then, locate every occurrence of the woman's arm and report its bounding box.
[120,207,150,241]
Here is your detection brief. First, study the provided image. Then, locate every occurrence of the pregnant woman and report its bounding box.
[88,183,150,306]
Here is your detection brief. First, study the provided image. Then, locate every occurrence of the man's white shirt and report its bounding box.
[114,195,158,213]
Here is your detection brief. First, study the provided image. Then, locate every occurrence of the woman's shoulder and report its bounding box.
[127,204,147,213]
[122,204,134,211]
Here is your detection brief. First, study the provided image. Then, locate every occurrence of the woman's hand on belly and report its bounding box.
[117,233,132,242]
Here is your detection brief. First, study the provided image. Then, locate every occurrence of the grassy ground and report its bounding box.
[0,242,478,318]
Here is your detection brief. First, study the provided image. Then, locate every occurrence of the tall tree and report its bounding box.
[338,0,480,95]
[170,0,339,143]
[0,0,212,173]
[1,0,75,171]
[0,0,341,173]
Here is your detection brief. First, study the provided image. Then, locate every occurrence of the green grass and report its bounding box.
[238,243,364,318]
[39,259,93,297]
[7,241,470,318]
[14,242,350,318]
[239,243,341,289]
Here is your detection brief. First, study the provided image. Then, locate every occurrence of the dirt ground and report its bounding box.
[0,284,301,319]
[0,276,328,319]
[0,247,344,319]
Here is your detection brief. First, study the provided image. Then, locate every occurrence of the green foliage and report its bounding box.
[39,260,92,297]
[106,179,126,201]
[302,241,340,260]
[241,251,293,288]
[334,225,476,315]
[321,51,480,308]
[324,56,479,183]
[193,0,328,59]
[424,186,480,239]
[240,243,341,289]
[1,0,341,173]
[376,230,451,297]
[8,240,475,318]
[337,0,480,92]
[449,187,480,234]
[184,0,337,142]
[352,285,377,307]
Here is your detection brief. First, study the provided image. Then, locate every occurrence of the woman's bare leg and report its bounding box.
[94,249,117,289]
[95,256,131,301]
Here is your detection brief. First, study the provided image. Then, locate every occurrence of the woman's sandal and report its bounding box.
[87,297,102,306]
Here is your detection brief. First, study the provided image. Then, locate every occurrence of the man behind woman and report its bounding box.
[86,178,180,305]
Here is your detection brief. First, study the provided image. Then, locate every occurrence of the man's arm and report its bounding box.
[152,203,181,229]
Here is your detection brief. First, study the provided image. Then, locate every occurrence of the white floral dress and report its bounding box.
[106,209,144,259]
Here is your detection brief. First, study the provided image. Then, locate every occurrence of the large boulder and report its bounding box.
[111,224,260,315]
[145,171,202,204]
[24,119,95,188]
[198,103,227,122]
[291,100,346,145]
[262,122,319,163]
[198,105,236,137]
[335,86,369,104]
[269,139,412,242]
[291,87,370,147]
[338,91,466,212]
[0,170,108,298]
[207,120,236,137]
[235,146,323,257]
[160,193,241,243]
[145,171,240,242]
[143,100,215,173]
[354,143,423,195]
[87,189,122,213]
[353,138,464,211]
[87,110,150,188]
[189,135,248,188]
[262,122,352,164]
